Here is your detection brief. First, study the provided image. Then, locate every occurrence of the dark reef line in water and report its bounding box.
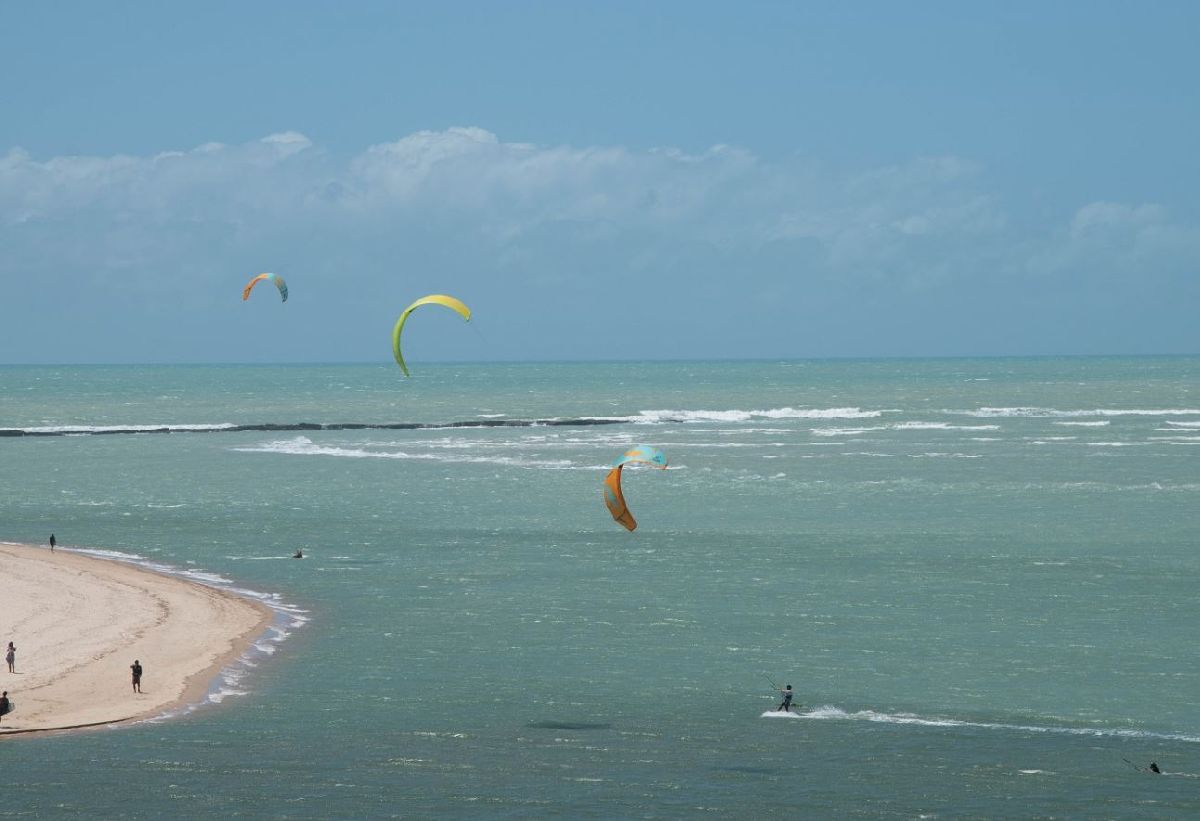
[0,418,637,437]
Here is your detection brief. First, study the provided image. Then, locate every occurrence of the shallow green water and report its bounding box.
[2,357,1198,817]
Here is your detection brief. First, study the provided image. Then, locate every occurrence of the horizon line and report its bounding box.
[1,352,1199,368]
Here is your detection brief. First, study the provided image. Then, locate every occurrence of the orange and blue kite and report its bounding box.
[603,445,668,531]
[242,272,288,303]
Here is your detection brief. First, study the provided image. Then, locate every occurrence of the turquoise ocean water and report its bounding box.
[1,357,1198,817]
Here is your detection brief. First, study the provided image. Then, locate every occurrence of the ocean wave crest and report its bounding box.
[811,422,1000,437]
[960,407,1200,419]
[1,408,884,437]
[233,436,577,469]
[629,407,881,423]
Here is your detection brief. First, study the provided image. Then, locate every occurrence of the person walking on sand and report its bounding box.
[5,642,14,673]
[777,684,794,712]
[49,533,56,552]
[130,659,143,693]
[0,690,9,722]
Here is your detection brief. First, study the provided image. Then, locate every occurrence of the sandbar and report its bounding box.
[0,542,272,736]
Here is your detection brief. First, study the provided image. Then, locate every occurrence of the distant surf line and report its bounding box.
[0,408,881,437]
[0,419,628,437]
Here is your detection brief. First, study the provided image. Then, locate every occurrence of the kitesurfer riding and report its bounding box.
[777,684,794,712]
[1124,757,1164,774]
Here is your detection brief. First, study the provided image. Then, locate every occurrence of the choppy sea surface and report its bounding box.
[1,357,1198,818]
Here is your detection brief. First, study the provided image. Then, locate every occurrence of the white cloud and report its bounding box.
[2,128,1197,360]
[1021,200,1200,282]
[0,133,320,229]
[1070,201,1168,238]
[261,131,313,151]
[0,128,1194,296]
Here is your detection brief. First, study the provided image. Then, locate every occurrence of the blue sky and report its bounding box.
[2,1,1197,363]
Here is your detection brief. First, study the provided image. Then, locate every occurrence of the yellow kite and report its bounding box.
[391,294,471,376]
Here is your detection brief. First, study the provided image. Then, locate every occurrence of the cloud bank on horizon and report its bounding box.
[2,127,1197,363]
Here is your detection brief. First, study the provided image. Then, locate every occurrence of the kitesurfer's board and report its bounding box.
[761,709,801,719]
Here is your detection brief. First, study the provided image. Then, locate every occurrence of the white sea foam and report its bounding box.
[1164,421,1200,429]
[960,407,1200,419]
[1,408,891,436]
[1054,421,1110,427]
[909,452,984,458]
[8,423,238,434]
[895,422,1000,431]
[810,426,884,437]
[617,407,883,424]
[796,705,1200,743]
[207,686,250,704]
[232,436,576,469]
[710,427,794,435]
[812,422,999,437]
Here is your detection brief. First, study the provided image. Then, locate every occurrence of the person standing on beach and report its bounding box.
[5,642,14,673]
[130,659,143,693]
[0,691,9,722]
[49,533,56,552]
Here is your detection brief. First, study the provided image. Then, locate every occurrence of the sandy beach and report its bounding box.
[0,542,272,736]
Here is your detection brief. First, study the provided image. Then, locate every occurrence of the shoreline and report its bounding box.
[0,542,278,738]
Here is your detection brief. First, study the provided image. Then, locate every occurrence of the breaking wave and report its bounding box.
[0,408,882,437]
[232,436,577,468]
[960,407,1200,419]
[626,407,881,423]
[811,422,1000,437]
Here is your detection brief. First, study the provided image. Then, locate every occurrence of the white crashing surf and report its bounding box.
[960,407,1200,419]
[611,407,883,424]
[232,436,575,469]
[6,422,239,434]
[811,422,1000,437]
